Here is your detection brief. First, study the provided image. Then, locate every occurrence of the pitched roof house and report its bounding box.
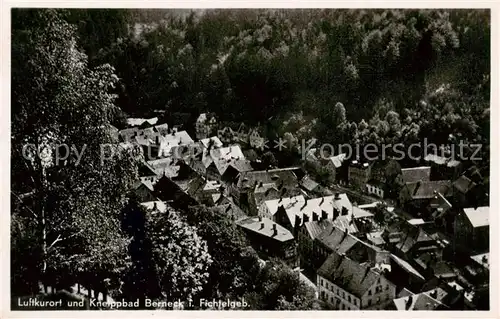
[391,290,449,310]
[315,224,389,268]
[317,251,396,310]
[233,167,302,215]
[399,180,453,215]
[237,216,298,267]
[454,206,489,253]
[264,193,355,232]
[400,167,431,184]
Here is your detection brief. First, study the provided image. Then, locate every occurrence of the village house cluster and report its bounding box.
[114,112,489,311]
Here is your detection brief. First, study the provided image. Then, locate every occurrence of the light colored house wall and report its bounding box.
[361,276,396,310]
[317,275,361,310]
[366,184,384,198]
[317,273,396,310]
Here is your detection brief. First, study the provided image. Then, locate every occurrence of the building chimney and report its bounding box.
[294,215,301,227]
[312,212,319,221]
[341,206,348,216]
[258,181,263,188]
[333,208,340,220]
[303,213,310,223]
[265,188,272,197]
[260,222,265,230]
[272,223,278,236]
[335,193,341,200]
[258,215,263,222]
[153,202,157,211]
[413,181,422,196]
[321,210,328,220]
[405,296,413,310]
[300,198,308,211]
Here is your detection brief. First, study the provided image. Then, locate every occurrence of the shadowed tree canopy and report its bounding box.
[11,9,138,295]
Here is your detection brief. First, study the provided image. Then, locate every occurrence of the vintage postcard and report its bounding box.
[2,1,498,317]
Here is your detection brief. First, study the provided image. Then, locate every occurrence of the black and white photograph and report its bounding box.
[7,6,494,312]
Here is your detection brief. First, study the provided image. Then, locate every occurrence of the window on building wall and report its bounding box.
[368,299,372,306]
[321,291,325,299]
[341,304,345,310]
[342,292,345,299]
[386,284,389,290]
[354,299,357,306]
[348,296,351,303]
[321,279,324,286]
[337,288,339,295]
[368,290,372,296]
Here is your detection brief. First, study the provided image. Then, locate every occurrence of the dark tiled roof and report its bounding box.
[316,225,358,252]
[318,252,386,297]
[317,224,384,263]
[206,202,247,222]
[401,166,431,183]
[390,254,425,281]
[300,175,320,192]
[237,216,294,242]
[237,167,300,190]
[185,176,208,198]
[303,219,333,239]
[396,227,433,253]
[384,219,435,253]
[393,291,448,310]
[405,180,452,199]
[453,175,477,194]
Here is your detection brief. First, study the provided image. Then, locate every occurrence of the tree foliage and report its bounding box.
[244,259,322,310]
[148,209,212,301]
[186,205,261,300]
[120,198,211,305]
[11,9,137,294]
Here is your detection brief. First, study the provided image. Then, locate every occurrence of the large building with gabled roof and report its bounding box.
[317,251,396,310]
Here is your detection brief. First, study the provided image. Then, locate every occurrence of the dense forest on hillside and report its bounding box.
[17,9,486,157]
[61,9,490,153]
